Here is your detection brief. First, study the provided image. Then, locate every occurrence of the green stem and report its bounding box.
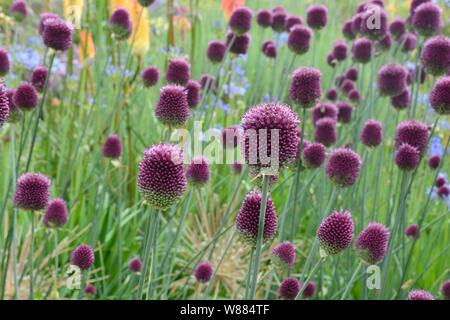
[29,213,35,300]
[340,261,363,300]
[296,257,325,299]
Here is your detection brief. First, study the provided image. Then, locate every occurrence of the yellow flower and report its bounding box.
[79,31,96,62]
[63,0,84,27]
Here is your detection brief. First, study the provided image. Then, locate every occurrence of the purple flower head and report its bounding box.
[229,7,253,35]
[391,90,411,110]
[200,74,216,92]
[312,103,338,125]
[207,40,226,63]
[0,83,8,127]
[326,148,362,187]
[348,89,361,103]
[186,80,201,109]
[271,11,287,33]
[303,143,327,169]
[236,191,278,245]
[317,210,354,255]
[421,36,450,76]
[438,186,449,199]
[0,48,10,77]
[303,282,316,298]
[389,18,406,39]
[336,101,353,124]
[288,25,312,56]
[360,8,388,41]
[14,173,51,211]
[279,277,300,300]
[141,66,159,88]
[327,53,336,68]
[231,162,243,174]
[272,242,296,269]
[194,261,213,283]
[226,32,250,55]
[42,198,68,228]
[332,41,348,62]
[377,64,407,97]
[109,8,132,40]
[340,79,355,95]
[355,223,389,264]
[412,2,442,37]
[84,284,96,296]
[314,118,337,147]
[128,258,143,273]
[436,176,446,188]
[306,4,328,30]
[410,0,432,15]
[346,67,359,81]
[10,0,27,21]
[137,144,187,209]
[407,289,434,300]
[441,280,450,300]
[42,17,73,51]
[395,120,429,154]
[399,32,417,52]
[166,58,190,86]
[39,13,59,35]
[360,119,383,148]
[377,33,392,51]
[102,134,122,159]
[326,88,337,101]
[395,143,420,171]
[256,10,273,28]
[352,14,364,35]
[70,244,94,270]
[186,156,210,187]
[352,38,373,64]
[285,15,303,32]
[13,82,38,111]
[155,85,189,128]
[429,76,450,115]
[241,103,300,172]
[405,224,420,239]
[31,66,49,93]
[222,125,242,149]
[263,44,277,59]
[343,20,356,40]
[428,155,440,169]
[290,67,322,108]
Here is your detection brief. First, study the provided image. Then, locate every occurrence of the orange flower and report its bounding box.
[79,31,95,61]
[221,0,245,20]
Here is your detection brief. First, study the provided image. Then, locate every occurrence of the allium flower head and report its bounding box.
[360,119,383,148]
[360,9,388,41]
[332,41,348,62]
[229,7,253,35]
[226,32,250,55]
[346,68,357,81]
[348,89,361,103]
[13,82,38,111]
[288,25,312,55]
[303,282,316,298]
[109,8,133,40]
[236,190,278,245]
[312,103,338,125]
[306,4,328,30]
[395,143,420,171]
[405,224,420,239]
[222,125,242,149]
[241,103,300,172]
[327,53,336,68]
[141,66,159,88]
[412,2,442,37]
[207,40,226,63]
[314,118,337,147]
[271,11,287,33]
[84,284,96,296]
[289,67,321,108]
[377,33,392,51]
[14,173,51,211]
[389,18,406,39]
[263,43,277,59]
[326,148,361,187]
[436,176,446,188]
[441,280,450,300]
[166,58,190,86]
[395,120,429,154]
[39,13,59,35]
[340,79,355,95]
[137,144,187,209]
[399,32,417,52]
[194,262,213,283]
[410,0,432,15]
[285,15,303,32]
[279,277,300,300]
[155,85,189,128]
[70,244,94,270]
[351,13,364,35]
[421,36,450,76]
[438,186,449,199]
[31,66,49,93]
[352,38,373,64]
[231,162,243,174]
[186,80,201,108]
[429,76,450,115]
[336,101,353,124]
[377,64,407,97]
[326,88,337,101]
[10,0,27,21]
[303,143,327,169]
[355,223,389,264]
[317,210,354,255]
[391,90,411,110]
[186,156,210,187]
[200,74,216,92]
[342,20,356,40]
[256,10,273,28]
[0,83,8,127]
[428,155,441,169]
[42,198,68,228]
[102,134,122,159]
[272,242,296,269]
[128,258,143,273]
[42,17,74,51]
[407,289,434,300]
[0,48,10,77]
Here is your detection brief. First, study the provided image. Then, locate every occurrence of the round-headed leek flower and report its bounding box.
[272,242,296,269]
[421,36,450,77]
[430,76,450,115]
[194,261,213,283]
[279,277,300,300]
[42,198,69,228]
[14,173,51,211]
[71,244,94,270]
[326,148,361,187]
[317,210,354,256]
[407,289,434,300]
[355,223,389,265]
